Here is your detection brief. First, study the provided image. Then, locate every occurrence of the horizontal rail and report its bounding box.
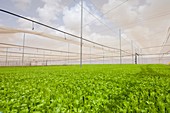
[0,9,130,54]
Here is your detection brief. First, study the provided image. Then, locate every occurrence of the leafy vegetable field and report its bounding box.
[0,64,170,113]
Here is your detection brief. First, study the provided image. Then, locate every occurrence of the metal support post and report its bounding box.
[22,33,25,66]
[131,40,133,64]
[90,47,91,64]
[135,53,139,64]
[119,29,122,64]
[43,50,46,65]
[5,47,8,66]
[80,0,83,67]
[103,49,104,64]
[68,42,69,65]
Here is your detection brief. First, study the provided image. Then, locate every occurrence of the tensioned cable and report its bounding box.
[89,10,170,35]
[0,9,130,53]
[0,26,130,54]
[0,42,123,58]
[83,0,128,28]
[0,42,78,54]
[159,27,170,59]
[0,50,124,59]
[0,51,78,57]
[71,1,134,54]
[0,9,79,38]
[72,0,118,35]
[121,11,170,29]
[141,53,168,56]
[160,27,170,52]
[142,45,170,49]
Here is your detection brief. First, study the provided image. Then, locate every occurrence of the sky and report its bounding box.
[0,0,170,62]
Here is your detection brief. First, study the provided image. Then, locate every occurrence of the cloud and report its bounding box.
[124,26,150,46]
[102,0,142,27]
[17,16,42,31]
[36,0,63,24]
[62,1,95,36]
[5,0,170,55]
[62,5,81,35]
[17,18,33,30]
[12,0,31,11]
[100,0,170,54]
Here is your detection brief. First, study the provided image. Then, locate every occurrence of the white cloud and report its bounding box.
[62,1,95,36]
[100,0,170,54]
[17,16,39,31]
[12,0,31,11]
[17,18,32,30]
[102,0,139,27]
[36,0,62,24]
[3,0,170,55]
[62,5,81,34]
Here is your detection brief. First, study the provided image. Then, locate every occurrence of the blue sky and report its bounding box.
[0,0,170,55]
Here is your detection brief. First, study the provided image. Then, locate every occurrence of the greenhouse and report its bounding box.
[0,0,170,112]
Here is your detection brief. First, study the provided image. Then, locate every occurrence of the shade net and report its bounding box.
[0,0,169,66]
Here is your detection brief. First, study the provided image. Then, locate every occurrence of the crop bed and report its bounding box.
[0,64,170,112]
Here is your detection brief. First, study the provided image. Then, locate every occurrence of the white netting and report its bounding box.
[0,0,169,66]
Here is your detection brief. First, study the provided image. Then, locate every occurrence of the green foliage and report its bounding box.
[0,64,170,112]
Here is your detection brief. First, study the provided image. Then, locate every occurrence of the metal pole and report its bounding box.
[5,47,8,66]
[22,33,25,66]
[159,57,161,64]
[43,51,45,65]
[138,48,140,64]
[60,51,61,65]
[90,47,91,64]
[50,50,52,65]
[131,40,133,64]
[140,49,142,64]
[103,49,104,64]
[119,29,122,64]
[32,21,34,30]
[68,42,69,65]
[36,48,38,66]
[135,53,137,64]
[112,50,114,64]
[46,60,47,66]
[141,49,143,64]
[80,0,83,67]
